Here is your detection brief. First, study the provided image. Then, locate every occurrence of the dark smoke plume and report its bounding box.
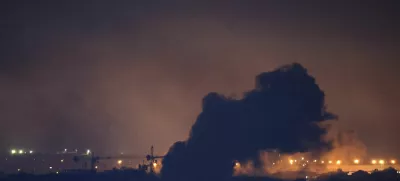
[161,63,336,181]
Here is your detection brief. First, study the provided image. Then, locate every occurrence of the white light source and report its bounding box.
[29,150,33,154]
[86,149,91,155]
[11,149,16,154]
[49,167,52,169]
[18,150,24,154]
[60,159,64,163]
[117,160,122,165]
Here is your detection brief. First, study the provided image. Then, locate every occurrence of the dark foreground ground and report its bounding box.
[0,168,398,181]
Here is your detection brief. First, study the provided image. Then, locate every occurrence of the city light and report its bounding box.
[17,169,20,172]
[328,160,332,164]
[301,157,304,160]
[18,149,24,154]
[29,150,33,154]
[289,160,294,165]
[153,162,157,167]
[379,160,384,165]
[86,149,91,155]
[95,166,98,169]
[235,162,241,167]
[371,160,377,164]
[321,160,325,164]
[60,159,64,163]
[56,171,59,174]
[354,159,360,164]
[11,149,16,155]
[390,160,396,164]
[49,166,52,169]
[313,160,317,163]
[117,160,122,165]
[336,160,341,165]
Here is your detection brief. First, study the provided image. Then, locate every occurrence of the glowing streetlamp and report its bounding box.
[11,149,16,155]
[117,160,122,165]
[371,160,377,164]
[354,159,360,164]
[390,160,396,164]
[336,160,341,165]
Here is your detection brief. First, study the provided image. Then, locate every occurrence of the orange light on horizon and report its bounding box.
[336,160,341,165]
[354,159,360,164]
[379,160,385,165]
[371,160,377,164]
[390,160,396,164]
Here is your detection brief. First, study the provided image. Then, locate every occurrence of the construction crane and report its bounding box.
[72,145,164,173]
[144,146,164,173]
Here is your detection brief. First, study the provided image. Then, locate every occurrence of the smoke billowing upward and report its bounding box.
[161,63,337,180]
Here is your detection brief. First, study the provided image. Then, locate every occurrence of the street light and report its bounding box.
[117,160,122,165]
[11,149,16,155]
[371,160,377,164]
[354,159,360,164]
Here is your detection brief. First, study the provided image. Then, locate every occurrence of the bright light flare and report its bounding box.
[18,150,24,154]
[336,160,341,165]
[11,149,16,155]
[390,160,396,164]
[371,160,377,164]
[328,160,332,164]
[153,162,157,167]
[29,150,33,154]
[379,160,385,165]
[354,159,360,164]
[86,149,91,155]
[235,162,241,167]
[321,161,325,164]
[117,160,122,165]
[289,160,294,165]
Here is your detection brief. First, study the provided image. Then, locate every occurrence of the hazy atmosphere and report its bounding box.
[0,0,399,159]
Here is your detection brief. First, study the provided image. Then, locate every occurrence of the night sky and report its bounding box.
[0,1,399,157]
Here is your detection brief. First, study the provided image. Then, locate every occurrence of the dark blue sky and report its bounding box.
[0,1,399,157]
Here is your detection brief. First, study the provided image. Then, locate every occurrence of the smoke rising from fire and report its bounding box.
[161,63,336,180]
[233,123,368,180]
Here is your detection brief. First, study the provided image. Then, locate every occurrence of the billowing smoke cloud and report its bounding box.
[161,63,337,180]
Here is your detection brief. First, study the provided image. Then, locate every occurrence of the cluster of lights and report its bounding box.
[10,149,33,155]
[286,158,397,166]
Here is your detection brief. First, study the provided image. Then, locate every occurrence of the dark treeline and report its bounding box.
[0,168,399,181]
